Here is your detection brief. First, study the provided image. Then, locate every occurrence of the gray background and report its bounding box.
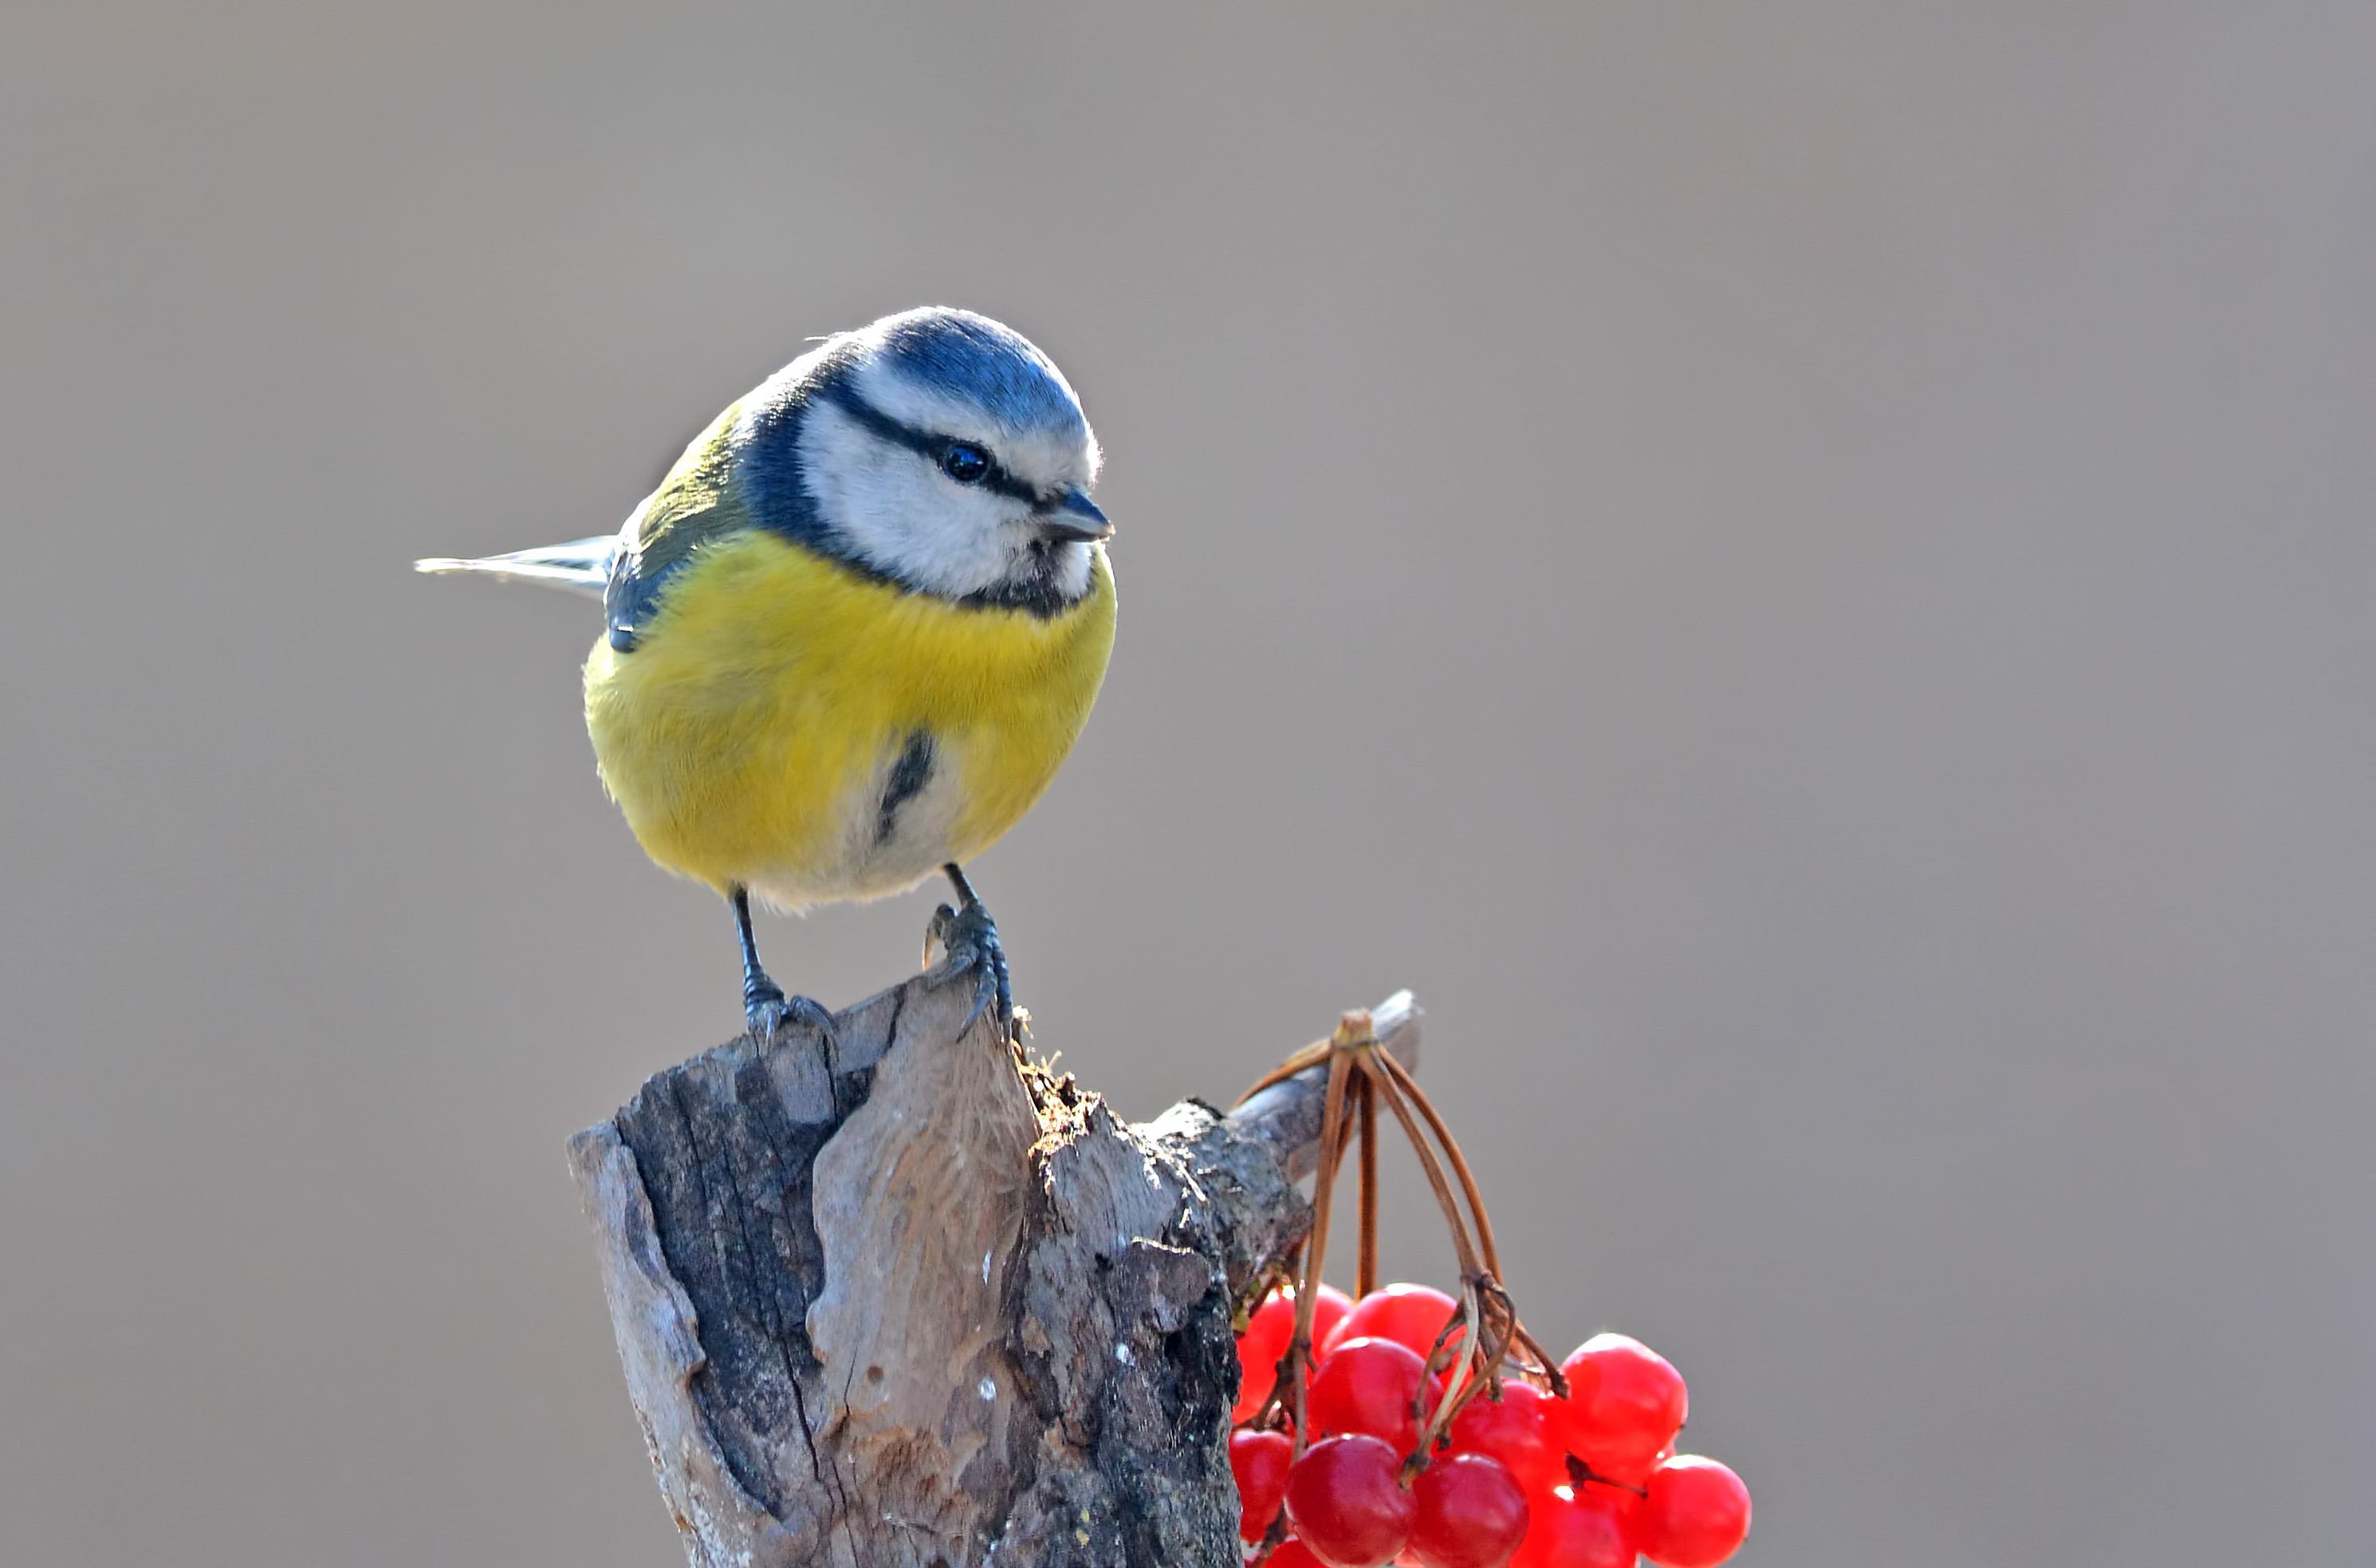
[3,5,2369,1566]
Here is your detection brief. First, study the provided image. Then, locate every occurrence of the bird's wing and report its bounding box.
[413,536,616,599]
[601,398,756,650]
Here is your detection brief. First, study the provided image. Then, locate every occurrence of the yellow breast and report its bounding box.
[583,530,1116,902]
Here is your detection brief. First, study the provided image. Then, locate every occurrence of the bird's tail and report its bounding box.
[414,535,616,599]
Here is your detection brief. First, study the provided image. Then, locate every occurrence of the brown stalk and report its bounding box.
[1363,1055,1485,1280]
[1355,1071,1379,1299]
[1275,1019,1357,1451]
[1374,1046,1504,1279]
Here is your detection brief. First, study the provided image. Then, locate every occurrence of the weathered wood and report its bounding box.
[570,933,1416,1568]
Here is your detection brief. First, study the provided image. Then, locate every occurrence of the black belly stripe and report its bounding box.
[875,731,935,847]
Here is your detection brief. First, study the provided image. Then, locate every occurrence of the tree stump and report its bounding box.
[569,926,1418,1568]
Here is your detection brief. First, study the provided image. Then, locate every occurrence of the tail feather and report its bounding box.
[415,535,616,599]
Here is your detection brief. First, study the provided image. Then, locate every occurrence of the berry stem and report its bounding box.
[1355,1071,1379,1299]
[1363,1055,1485,1280]
[1374,1047,1503,1279]
[1282,1036,1355,1453]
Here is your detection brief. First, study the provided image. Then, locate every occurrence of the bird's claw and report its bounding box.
[929,898,1017,1043]
[744,975,836,1046]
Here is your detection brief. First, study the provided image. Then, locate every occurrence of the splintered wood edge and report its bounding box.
[568,1124,789,1568]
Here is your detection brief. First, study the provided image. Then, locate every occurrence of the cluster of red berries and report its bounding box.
[1229,1283,1752,1568]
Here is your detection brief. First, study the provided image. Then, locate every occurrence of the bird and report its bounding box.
[418,306,1115,1042]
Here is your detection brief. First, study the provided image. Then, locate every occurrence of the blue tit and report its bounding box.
[419,307,1116,1039]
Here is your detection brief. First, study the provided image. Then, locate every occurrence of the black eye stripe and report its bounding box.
[818,384,1040,503]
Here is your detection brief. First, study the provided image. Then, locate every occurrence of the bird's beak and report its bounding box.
[1036,487,1114,544]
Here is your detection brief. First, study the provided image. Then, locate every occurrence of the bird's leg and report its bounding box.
[929,863,1015,1042]
[732,886,835,1043]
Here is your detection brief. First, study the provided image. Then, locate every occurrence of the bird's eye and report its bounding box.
[939,443,991,485]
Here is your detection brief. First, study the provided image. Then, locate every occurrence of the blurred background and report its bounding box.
[3,4,2370,1565]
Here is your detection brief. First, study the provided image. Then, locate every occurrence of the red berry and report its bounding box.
[1327,1284,1466,1367]
[1237,1284,1357,1425]
[1308,1283,1356,1350]
[1284,1434,1417,1568]
[1573,1472,1649,1527]
[1309,1336,1442,1454]
[1269,1540,1328,1568]
[1237,1294,1295,1424]
[1232,1428,1295,1542]
[1508,1486,1639,1568]
[1446,1380,1560,1490]
[1638,1456,1750,1568]
[1407,1453,1529,1568]
[1579,1449,1664,1491]
[1557,1334,1687,1479]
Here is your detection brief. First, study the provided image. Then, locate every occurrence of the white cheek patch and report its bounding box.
[797,402,1033,598]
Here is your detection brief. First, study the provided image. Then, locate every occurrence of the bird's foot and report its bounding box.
[928,898,1017,1043]
[744,973,836,1045]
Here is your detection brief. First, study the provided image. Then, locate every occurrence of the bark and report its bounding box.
[569,932,1417,1568]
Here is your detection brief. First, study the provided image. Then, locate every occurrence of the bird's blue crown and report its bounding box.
[867,308,1088,440]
